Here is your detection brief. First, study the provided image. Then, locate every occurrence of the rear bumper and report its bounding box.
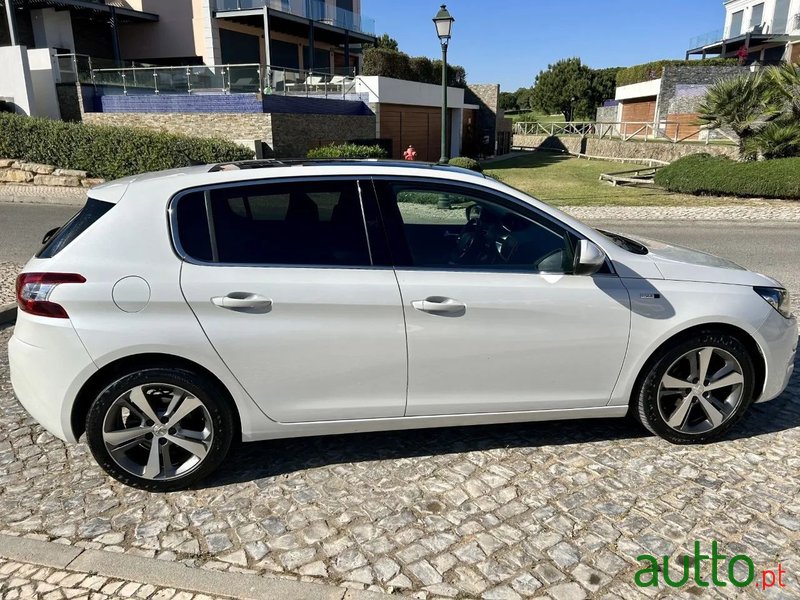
[8,316,97,442]
[755,310,797,403]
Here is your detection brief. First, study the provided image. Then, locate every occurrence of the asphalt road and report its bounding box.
[0,202,797,303]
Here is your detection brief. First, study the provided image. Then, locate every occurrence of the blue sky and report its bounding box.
[361,0,727,91]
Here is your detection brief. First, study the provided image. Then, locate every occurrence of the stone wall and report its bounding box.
[658,65,750,122]
[271,113,377,158]
[465,83,512,156]
[82,112,275,151]
[0,159,104,187]
[512,135,739,162]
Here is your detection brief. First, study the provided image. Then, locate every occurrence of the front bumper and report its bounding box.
[755,309,797,403]
[8,316,97,442]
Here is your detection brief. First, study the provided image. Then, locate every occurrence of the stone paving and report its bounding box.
[1,262,21,306]
[1,324,799,599]
[0,557,228,600]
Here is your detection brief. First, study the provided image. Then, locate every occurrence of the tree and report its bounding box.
[588,67,621,112]
[499,91,517,111]
[530,58,593,121]
[697,71,783,159]
[515,87,534,112]
[367,33,399,52]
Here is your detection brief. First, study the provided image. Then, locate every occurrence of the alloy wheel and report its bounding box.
[101,383,213,481]
[657,346,745,435]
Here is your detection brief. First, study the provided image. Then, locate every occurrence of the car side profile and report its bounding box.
[8,160,797,491]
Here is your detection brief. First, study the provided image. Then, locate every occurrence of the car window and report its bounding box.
[174,180,372,266]
[37,198,114,259]
[380,182,576,273]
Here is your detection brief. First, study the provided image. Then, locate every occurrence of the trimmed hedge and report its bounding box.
[654,153,800,199]
[0,112,253,180]
[363,47,467,88]
[448,157,483,172]
[307,143,388,159]
[616,59,738,87]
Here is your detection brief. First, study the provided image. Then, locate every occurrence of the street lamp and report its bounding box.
[433,4,454,164]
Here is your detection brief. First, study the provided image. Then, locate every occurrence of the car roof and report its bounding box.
[89,160,487,205]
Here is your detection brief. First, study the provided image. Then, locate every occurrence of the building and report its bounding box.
[686,0,800,63]
[1,0,375,72]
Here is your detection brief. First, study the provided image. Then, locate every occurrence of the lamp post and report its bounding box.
[433,4,454,164]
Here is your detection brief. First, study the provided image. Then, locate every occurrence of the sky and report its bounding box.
[361,0,727,91]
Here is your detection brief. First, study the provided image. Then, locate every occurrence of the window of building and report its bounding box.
[730,10,744,36]
[750,3,765,29]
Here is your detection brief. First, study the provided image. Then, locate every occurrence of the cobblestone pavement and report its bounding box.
[561,202,800,222]
[0,557,228,600]
[1,324,799,599]
[0,184,87,206]
[0,262,21,306]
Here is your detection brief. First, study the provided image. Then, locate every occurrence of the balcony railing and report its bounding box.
[688,29,724,49]
[215,0,375,36]
[88,63,360,99]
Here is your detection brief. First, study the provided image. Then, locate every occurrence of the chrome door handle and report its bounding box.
[211,292,273,313]
[411,297,466,315]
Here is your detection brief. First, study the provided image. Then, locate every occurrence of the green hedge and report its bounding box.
[448,157,483,172]
[0,113,253,180]
[654,153,800,199]
[616,59,738,87]
[306,143,388,159]
[363,48,467,88]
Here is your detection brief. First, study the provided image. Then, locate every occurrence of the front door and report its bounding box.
[177,177,407,423]
[373,179,631,416]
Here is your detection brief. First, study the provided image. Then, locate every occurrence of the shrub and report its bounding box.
[0,112,253,180]
[654,153,800,199]
[745,122,800,160]
[448,157,483,172]
[616,59,738,87]
[306,143,388,159]
[363,47,467,88]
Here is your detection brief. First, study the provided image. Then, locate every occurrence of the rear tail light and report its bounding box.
[16,272,86,318]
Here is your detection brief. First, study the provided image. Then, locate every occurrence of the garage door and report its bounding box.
[620,97,657,137]
[380,104,442,162]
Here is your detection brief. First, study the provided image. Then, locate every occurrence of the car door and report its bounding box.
[372,178,631,416]
[176,177,407,423]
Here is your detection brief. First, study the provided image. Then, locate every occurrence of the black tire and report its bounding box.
[634,330,756,444]
[86,367,234,492]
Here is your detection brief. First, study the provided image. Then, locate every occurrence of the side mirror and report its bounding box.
[573,239,606,276]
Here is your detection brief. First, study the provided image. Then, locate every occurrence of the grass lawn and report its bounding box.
[508,111,566,123]
[483,152,747,207]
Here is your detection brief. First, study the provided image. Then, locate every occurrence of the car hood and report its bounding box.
[618,234,782,287]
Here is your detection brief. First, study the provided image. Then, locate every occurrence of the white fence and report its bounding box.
[513,121,738,145]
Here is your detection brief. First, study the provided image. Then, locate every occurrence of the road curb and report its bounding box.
[0,302,16,326]
[0,534,390,600]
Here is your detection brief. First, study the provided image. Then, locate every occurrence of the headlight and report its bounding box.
[754,287,793,319]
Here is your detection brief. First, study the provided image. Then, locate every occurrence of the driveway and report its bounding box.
[1,205,799,598]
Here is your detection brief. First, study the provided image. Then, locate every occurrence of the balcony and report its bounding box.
[215,0,375,36]
[688,29,724,50]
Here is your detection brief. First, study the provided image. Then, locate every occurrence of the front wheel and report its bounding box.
[634,331,756,444]
[86,368,234,491]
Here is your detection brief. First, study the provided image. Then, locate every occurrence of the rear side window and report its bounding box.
[173,179,373,266]
[37,198,113,258]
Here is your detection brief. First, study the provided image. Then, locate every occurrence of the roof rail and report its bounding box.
[207,158,486,177]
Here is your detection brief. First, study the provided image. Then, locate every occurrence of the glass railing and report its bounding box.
[688,28,724,49]
[90,63,358,98]
[56,54,155,84]
[215,0,375,35]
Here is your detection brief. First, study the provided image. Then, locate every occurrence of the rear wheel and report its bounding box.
[635,331,756,444]
[86,368,234,491]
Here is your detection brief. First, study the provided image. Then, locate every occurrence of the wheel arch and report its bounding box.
[70,353,243,442]
[630,322,766,407]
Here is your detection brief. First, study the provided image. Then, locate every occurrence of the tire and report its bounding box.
[86,367,234,492]
[634,330,756,444]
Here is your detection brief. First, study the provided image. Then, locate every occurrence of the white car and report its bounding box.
[9,160,797,491]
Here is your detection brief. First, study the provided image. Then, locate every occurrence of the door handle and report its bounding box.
[211,292,273,313]
[411,297,466,315]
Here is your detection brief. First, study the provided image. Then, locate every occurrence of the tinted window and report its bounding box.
[37,198,113,258]
[176,180,372,266]
[380,183,576,273]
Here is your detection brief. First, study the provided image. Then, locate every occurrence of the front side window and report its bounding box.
[376,182,577,274]
[175,179,372,266]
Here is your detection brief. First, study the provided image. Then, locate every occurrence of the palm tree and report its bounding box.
[697,72,782,159]
[770,62,800,122]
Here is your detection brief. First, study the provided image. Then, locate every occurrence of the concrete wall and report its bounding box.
[512,135,739,162]
[26,48,61,119]
[355,76,466,108]
[0,46,34,115]
[30,8,75,52]
[121,0,198,62]
[271,113,376,158]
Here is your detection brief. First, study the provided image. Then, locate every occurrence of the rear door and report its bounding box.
[176,177,407,423]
